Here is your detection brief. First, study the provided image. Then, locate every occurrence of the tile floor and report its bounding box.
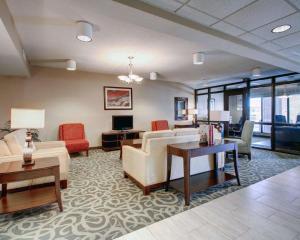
[116,166,300,240]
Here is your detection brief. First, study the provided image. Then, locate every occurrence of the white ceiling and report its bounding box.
[0,0,29,76]
[140,0,300,65]
[3,0,300,86]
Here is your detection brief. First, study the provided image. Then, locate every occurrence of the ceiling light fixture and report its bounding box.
[193,52,205,65]
[252,67,261,77]
[150,72,157,80]
[271,24,291,33]
[118,57,143,83]
[66,59,76,71]
[76,21,93,42]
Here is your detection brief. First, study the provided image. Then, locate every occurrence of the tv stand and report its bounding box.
[101,130,144,151]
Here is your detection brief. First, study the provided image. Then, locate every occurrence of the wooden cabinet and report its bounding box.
[101,130,143,151]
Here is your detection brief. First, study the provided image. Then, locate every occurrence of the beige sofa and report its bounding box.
[0,129,70,191]
[123,126,224,195]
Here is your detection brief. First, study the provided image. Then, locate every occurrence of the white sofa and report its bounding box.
[122,126,224,195]
[0,129,70,191]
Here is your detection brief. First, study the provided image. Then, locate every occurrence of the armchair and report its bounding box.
[59,123,89,156]
[151,120,169,131]
[226,120,254,160]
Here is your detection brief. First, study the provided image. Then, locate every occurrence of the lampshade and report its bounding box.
[188,109,198,115]
[210,111,230,122]
[182,109,187,115]
[11,108,45,129]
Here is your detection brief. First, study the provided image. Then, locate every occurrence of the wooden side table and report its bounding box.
[120,138,142,160]
[165,140,240,206]
[0,157,63,214]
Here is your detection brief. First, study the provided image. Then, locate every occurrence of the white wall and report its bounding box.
[0,67,194,146]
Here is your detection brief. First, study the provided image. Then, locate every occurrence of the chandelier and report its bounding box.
[118,56,143,83]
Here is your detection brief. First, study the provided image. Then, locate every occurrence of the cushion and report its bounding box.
[0,140,11,156]
[173,128,199,136]
[142,130,174,151]
[65,139,89,153]
[60,124,85,140]
[151,120,169,131]
[4,134,23,155]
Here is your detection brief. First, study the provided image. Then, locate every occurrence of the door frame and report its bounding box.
[224,88,247,137]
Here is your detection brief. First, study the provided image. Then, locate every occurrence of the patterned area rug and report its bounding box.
[1,149,300,240]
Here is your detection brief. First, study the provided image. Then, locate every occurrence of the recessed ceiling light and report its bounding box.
[76,21,93,42]
[271,24,291,33]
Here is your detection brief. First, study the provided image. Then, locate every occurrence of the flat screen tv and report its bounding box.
[112,115,133,130]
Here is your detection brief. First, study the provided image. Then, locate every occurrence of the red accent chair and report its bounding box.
[151,120,169,131]
[59,123,89,156]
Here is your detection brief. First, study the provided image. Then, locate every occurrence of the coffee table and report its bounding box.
[0,157,63,214]
[120,138,142,160]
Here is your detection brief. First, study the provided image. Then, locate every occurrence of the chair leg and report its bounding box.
[86,150,89,157]
[248,153,252,160]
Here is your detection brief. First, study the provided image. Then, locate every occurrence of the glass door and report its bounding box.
[224,89,246,137]
[275,83,300,154]
[250,85,272,149]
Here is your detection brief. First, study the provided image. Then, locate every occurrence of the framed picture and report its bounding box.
[174,97,188,120]
[104,86,133,110]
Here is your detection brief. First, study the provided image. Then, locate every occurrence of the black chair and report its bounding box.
[296,115,300,124]
[275,115,287,123]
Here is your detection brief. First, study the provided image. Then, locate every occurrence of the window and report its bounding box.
[197,95,208,120]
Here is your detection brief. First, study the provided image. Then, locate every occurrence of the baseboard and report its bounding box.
[89,146,102,150]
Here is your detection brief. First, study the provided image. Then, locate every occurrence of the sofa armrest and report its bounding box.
[122,146,149,186]
[35,141,66,150]
[0,155,23,164]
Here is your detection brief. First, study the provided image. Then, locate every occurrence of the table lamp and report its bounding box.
[209,110,230,135]
[187,109,198,126]
[11,108,45,166]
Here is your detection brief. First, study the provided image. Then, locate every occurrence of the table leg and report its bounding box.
[165,148,172,192]
[1,184,7,197]
[120,144,123,160]
[213,153,218,177]
[54,169,63,212]
[183,153,191,206]
[233,147,241,186]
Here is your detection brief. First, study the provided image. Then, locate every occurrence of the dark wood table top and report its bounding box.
[168,140,236,150]
[0,157,59,175]
[167,140,237,158]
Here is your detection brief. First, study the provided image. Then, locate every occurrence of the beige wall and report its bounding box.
[0,67,194,147]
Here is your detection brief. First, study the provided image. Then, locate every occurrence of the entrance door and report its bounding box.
[224,89,247,137]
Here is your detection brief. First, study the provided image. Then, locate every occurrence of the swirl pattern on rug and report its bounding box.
[0,149,300,240]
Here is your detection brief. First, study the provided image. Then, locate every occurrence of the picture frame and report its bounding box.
[174,97,188,120]
[104,86,133,110]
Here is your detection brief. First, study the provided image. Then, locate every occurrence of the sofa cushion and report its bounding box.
[0,140,11,156]
[4,134,23,155]
[173,128,199,136]
[65,139,89,153]
[142,130,174,151]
